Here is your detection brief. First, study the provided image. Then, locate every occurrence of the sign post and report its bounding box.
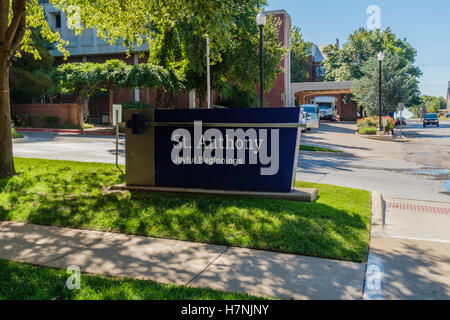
[112,104,123,172]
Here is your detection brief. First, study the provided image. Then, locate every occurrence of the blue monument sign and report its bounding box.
[125,108,304,194]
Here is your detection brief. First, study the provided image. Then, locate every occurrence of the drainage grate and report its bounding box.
[387,202,450,215]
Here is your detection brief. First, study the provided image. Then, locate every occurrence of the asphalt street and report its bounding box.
[13,132,126,165]
[299,121,450,203]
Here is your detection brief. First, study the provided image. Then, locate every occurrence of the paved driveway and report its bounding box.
[13,132,125,165]
[299,121,450,300]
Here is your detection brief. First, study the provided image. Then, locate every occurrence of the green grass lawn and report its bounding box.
[300,145,342,153]
[0,158,372,262]
[0,259,260,300]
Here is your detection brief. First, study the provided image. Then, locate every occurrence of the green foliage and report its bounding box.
[0,260,260,300]
[222,16,285,93]
[322,27,421,81]
[353,51,420,115]
[11,123,23,139]
[9,29,56,103]
[300,145,342,153]
[290,26,311,83]
[357,116,395,134]
[217,86,258,108]
[358,126,377,135]
[55,60,182,97]
[409,95,446,117]
[47,0,282,105]
[123,64,183,91]
[122,101,153,110]
[6,0,69,60]
[54,60,129,98]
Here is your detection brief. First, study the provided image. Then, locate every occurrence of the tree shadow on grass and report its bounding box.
[1,158,371,263]
[1,185,370,263]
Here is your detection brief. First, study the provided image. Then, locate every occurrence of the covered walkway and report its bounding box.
[290,81,354,105]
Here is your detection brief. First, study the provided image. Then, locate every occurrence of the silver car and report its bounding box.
[300,105,320,130]
[301,112,319,131]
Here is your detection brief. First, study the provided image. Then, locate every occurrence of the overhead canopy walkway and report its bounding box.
[290,81,354,105]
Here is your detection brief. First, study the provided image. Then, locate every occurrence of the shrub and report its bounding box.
[358,126,377,135]
[357,116,395,133]
[122,101,153,110]
[11,122,23,139]
[12,113,61,128]
[218,86,258,108]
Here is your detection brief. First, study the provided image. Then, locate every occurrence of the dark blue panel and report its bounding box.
[154,108,300,192]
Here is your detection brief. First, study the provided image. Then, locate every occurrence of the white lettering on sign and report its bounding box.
[366,5,381,30]
[171,121,279,176]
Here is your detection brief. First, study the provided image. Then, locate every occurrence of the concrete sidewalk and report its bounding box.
[0,221,366,300]
[365,194,450,300]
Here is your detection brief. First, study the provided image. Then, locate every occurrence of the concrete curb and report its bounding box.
[355,132,410,143]
[299,150,355,158]
[371,191,386,236]
[112,184,319,203]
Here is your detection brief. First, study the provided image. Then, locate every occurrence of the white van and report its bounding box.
[311,96,337,121]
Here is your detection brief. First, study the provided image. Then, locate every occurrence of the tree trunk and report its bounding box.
[75,96,87,131]
[0,59,16,179]
[156,87,165,109]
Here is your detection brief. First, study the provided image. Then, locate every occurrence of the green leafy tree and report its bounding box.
[290,26,311,83]
[54,60,129,129]
[1,0,272,178]
[220,16,285,97]
[353,51,420,116]
[10,29,55,104]
[322,28,421,81]
[0,0,68,178]
[409,95,446,117]
[180,10,285,107]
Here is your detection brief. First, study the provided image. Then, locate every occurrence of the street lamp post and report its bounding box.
[256,11,266,108]
[377,51,385,132]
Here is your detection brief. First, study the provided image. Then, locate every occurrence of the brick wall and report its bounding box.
[12,104,79,125]
[261,11,290,108]
[336,95,357,121]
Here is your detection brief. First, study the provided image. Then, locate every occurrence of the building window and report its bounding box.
[49,12,61,29]
[55,13,61,28]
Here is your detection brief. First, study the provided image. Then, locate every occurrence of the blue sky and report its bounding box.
[267,0,450,98]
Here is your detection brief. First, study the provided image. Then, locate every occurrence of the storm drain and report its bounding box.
[387,202,450,215]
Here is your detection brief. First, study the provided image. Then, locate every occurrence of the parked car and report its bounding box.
[423,113,439,127]
[300,112,319,132]
[395,117,406,126]
[300,105,320,129]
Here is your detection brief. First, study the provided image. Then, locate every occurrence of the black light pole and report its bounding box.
[256,11,266,108]
[377,52,385,131]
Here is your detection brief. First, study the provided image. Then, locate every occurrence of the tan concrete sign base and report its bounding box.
[112,185,319,202]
